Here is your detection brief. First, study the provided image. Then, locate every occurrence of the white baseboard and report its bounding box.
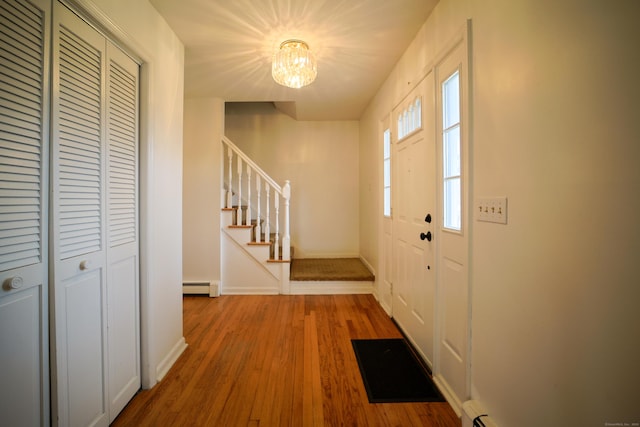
[372,289,392,316]
[221,286,280,295]
[359,255,376,277]
[433,375,462,417]
[289,280,374,295]
[155,337,187,383]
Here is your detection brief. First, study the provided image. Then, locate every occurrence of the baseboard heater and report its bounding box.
[182,281,220,297]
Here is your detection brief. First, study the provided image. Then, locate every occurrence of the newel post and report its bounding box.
[246,167,252,225]
[236,155,243,225]
[282,180,291,260]
[226,145,233,208]
[255,175,262,242]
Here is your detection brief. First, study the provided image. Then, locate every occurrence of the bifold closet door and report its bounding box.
[51,3,109,425]
[51,2,140,425]
[0,0,51,426]
[105,41,140,422]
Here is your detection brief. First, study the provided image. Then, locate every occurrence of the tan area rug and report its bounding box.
[290,258,375,281]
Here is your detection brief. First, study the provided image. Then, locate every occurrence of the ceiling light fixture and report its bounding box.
[272,39,317,89]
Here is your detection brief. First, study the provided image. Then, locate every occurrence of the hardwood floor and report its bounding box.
[111,295,461,427]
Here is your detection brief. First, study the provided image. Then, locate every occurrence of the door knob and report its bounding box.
[420,231,432,242]
[425,214,432,223]
[3,276,23,290]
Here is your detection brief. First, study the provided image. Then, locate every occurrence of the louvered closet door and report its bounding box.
[0,0,50,426]
[51,3,141,425]
[51,3,109,426]
[105,41,140,422]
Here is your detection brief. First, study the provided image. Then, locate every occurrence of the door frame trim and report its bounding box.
[432,19,473,416]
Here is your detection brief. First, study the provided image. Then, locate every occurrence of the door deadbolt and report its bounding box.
[420,231,432,242]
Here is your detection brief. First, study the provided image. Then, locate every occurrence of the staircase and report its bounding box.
[219,136,375,296]
[220,136,291,294]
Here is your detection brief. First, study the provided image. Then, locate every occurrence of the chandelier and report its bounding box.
[272,39,317,89]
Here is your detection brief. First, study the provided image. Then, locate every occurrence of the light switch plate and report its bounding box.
[476,197,508,224]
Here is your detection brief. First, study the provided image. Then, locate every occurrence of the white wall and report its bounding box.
[81,0,186,388]
[225,102,360,258]
[360,0,640,425]
[183,98,224,284]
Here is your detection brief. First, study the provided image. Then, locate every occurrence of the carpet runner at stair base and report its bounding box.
[290,258,374,281]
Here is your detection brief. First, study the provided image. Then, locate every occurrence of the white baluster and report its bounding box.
[264,185,270,247]
[222,138,294,262]
[227,145,233,208]
[403,110,409,137]
[282,180,291,260]
[256,175,262,242]
[246,167,252,228]
[237,156,243,225]
[408,104,414,133]
[274,191,280,260]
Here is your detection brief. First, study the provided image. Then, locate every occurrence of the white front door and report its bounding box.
[392,73,436,366]
[433,30,471,411]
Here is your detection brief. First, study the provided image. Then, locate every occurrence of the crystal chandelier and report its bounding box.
[272,39,317,89]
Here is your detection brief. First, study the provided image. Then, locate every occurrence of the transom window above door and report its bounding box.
[397,96,422,141]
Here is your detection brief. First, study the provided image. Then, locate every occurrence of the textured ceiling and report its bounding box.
[149,0,438,120]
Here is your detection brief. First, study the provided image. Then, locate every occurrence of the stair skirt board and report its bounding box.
[182,281,220,297]
[221,231,282,294]
[222,230,283,278]
[289,280,374,295]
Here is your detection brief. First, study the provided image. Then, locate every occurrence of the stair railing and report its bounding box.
[222,136,291,260]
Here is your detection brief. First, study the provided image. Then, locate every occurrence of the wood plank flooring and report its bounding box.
[111,295,461,427]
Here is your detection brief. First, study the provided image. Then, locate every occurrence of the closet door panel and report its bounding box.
[0,0,50,425]
[0,276,44,427]
[106,249,138,418]
[51,3,108,426]
[105,42,140,420]
[61,265,105,427]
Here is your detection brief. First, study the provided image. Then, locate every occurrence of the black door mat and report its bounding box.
[351,338,445,403]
